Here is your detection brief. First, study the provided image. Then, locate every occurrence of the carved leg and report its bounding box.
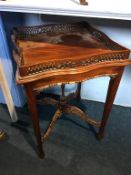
[41,109,62,142]
[64,105,100,127]
[80,0,88,5]
[61,84,65,97]
[24,85,44,158]
[76,82,82,101]
[98,69,124,140]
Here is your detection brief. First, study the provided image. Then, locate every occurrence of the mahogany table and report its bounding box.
[12,22,130,158]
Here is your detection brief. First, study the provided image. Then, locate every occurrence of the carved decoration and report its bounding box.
[12,22,130,77]
[37,89,101,142]
[12,21,131,158]
[24,52,128,76]
[13,22,124,51]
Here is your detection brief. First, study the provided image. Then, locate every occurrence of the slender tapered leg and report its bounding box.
[61,84,65,97]
[98,69,124,140]
[76,82,82,101]
[24,85,44,158]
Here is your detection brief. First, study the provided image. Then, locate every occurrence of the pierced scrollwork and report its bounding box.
[13,22,130,77]
[13,23,84,39]
[13,21,129,52]
[24,52,129,76]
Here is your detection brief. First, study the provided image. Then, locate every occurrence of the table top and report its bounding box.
[13,21,130,84]
[0,0,131,20]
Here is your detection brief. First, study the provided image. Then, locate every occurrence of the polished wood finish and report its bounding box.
[98,69,124,139]
[12,22,131,158]
[24,85,44,158]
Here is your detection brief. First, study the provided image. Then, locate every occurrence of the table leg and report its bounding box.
[24,85,44,158]
[98,68,124,139]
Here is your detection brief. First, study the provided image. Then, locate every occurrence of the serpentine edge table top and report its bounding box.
[0,0,131,20]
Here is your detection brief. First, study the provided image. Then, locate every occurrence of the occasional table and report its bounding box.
[12,21,130,158]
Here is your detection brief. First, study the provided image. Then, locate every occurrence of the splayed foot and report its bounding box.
[0,131,8,141]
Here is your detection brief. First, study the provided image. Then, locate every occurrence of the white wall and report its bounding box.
[87,19,131,107]
[24,14,131,107]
